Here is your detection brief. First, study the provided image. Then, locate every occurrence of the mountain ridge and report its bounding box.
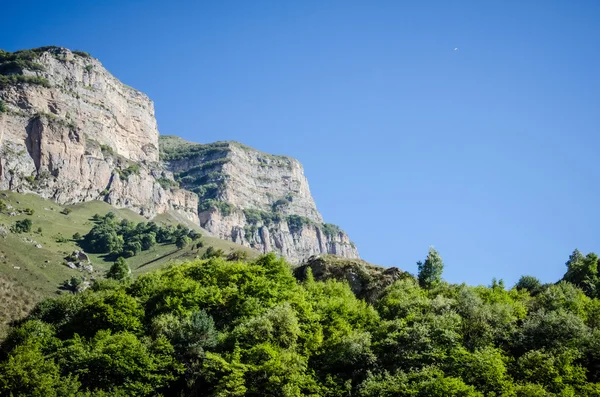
[0,46,358,263]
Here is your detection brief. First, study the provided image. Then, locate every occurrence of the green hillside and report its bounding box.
[0,191,257,337]
[3,250,600,396]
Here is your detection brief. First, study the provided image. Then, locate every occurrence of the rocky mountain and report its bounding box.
[0,47,358,263]
[161,137,359,263]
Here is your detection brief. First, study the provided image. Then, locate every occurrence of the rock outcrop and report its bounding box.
[294,255,405,302]
[0,47,198,222]
[161,136,359,263]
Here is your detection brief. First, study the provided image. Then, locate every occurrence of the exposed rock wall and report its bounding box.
[162,137,359,263]
[0,47,359,263]
[0,48,198,222]
[294,255,404,302]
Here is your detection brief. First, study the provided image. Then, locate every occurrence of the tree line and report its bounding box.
[83,212,201,258]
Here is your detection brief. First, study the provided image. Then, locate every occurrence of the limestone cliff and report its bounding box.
[0,47,198,222]
[0,46,359,263]
[161,136,359,263]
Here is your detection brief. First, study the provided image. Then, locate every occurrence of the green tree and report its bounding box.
[176,235,192,249]
[106,257,130,281]
[515,275,543,295]
[202,246,224,259]
[0,343,80,396]
[417,247,444,289]
[11,218,32,233]
[563,249,599,297]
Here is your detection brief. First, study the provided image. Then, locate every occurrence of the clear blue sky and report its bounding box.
[2,1,599,286]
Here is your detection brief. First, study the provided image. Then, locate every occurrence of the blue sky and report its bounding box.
[2,1,599,286]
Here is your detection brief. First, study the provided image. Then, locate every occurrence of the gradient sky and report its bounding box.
[2,1,599,286]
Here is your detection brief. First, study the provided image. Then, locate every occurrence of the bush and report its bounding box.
[286,214,313,233]
[72,232,82,241]
[0,74,51,88]
[73,50,91,58]
[198,199,235,217]
[61,208,72,215]
[55,234,68,243]
[0,100,7,113]
[0,199,7,212]
[227,250,249,261]
[176,235,192,249]
[100,144,114,156]
[322,223,341,238]
[202,246,224,259]
[117,163,141,180]
[11,218,32,233]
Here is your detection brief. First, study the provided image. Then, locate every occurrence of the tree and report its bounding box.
[106,257,130,281]
[176,235,191,250]
[417,247,444,288]
[202,246,224,259]
[563,249,599,297]
[11,218,32,233]
[515,275,543,295]
[140,233,156,250]
[72,232,82,241]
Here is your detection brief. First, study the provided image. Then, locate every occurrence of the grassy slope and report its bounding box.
[0,190,257,337]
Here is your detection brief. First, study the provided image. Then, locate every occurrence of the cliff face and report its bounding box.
[0,47,198,222]
[0,47,359,263]
[161,137,359,263]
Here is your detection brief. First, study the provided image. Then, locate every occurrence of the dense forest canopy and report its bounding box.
[2,249,600,396]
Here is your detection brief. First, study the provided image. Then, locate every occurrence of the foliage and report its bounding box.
[227,250,249,261]
[73,50,91,58]
[286,214,314,233]
[60,208,72,215]
[199,199,235,216]
[156,177,178,190]
[417,247,444,288]
[202,246,225,259]
[243,208,281,225]
[0,100,7,113]
[515,275,543,295]
[159,137,230,161]
[6,247,600,395]
[322,223,341,238]
[11,218,32,233]
[82,212,200,258]
[117,163,141,180]
[99,144,114,156]
[106,257,130,281]
[176,235,192,249]
[0,74,51,88]
[54,234,68,243]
